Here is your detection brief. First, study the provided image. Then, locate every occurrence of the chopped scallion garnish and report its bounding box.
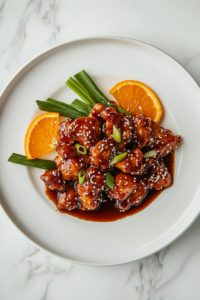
[143,150,157,158]
[110,152,127,165]
[79,168,86,184]
[113,125,121,143]
[106,172,114,190]
[75,144,87,155]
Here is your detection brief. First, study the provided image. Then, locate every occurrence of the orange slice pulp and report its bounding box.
[24,112,59,159]
[109,80,163,123]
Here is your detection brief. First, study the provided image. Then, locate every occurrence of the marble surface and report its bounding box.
[1,0,200,299]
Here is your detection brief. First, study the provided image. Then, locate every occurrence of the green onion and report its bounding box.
[113,125,121,143]
[47,98,90,115]
[74,70,113,107]
[71,99,92,114]
[66,77,95,107]
[36,100,87,119]
[106,172,114,190]
[75,143,87,155]
[110,152,127,165]
[8,153,57,169]
[117,106,133,117]
[143,150,157,158]
[79,168,86,184]
[47,98,74,109]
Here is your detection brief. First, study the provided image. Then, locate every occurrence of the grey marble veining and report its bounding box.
[1,0,200,299]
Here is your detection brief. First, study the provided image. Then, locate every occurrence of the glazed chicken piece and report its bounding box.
[40,169,66,192]
[118,114,133,150]
[143,121,181,171]
[117,181,148,212]
[117,159,172,211]
[147,160,172,190]
[101,107,120,141]
[150,121,181,158]
[101,107,133,149]
[90,138,115,170]
[68,117,101,150]
[133,114,152,148]
[54,144,90,181]
[57,119,75,146]
[57,183,79,210]
[115,148,144,175]
[143,156,157,172]
[89,103,106,125]
[107,173,137,201]
[76,166,106,210]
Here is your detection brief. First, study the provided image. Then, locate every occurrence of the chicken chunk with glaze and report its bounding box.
[89,103,106,125]
[115,148,144,175]
[143,121,181,171]
[90,138,115,170]
[76,166,106,210]
[118,114,133,150]
[68,117,101,150]
[150,121,181,158]
[117,181,148,211]
[101,107,120,141]
[101,107,133,149]
[147,160,172,190]
[54,144,90,181]
[107,173,137,202]
[57,119,75,146]
[57,183,79,210]
[40,169,66,192]
[132,114,152,148]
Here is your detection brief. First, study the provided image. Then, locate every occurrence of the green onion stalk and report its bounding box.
[36,100,87,119]
[74,70,114,107]
[71,99,92,114]
[66,77,95,107]
[8,153,57,169]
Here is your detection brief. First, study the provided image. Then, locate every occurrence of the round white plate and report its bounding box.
[0,37,200,266]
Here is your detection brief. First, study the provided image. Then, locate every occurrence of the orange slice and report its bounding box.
[109,80,163,123]
[24,112,59,159]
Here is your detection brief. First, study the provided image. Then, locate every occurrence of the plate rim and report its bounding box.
[0,35,200,266]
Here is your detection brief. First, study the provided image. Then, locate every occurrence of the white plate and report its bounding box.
[0,37,200,266]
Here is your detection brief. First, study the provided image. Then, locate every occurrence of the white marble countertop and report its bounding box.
[1,0,200,299]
